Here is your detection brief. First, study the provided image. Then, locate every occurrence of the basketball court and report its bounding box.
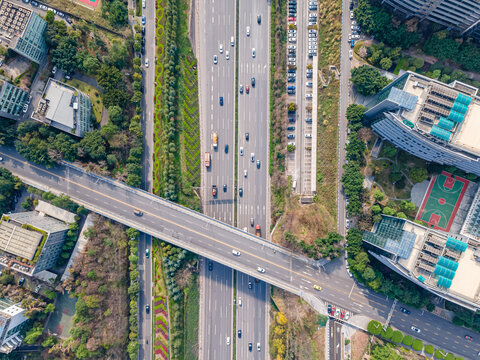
[76,0,100,8]
[416,171,469,232]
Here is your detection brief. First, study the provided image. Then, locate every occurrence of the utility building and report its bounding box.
[0,298,28,354]
[0,81,29,120]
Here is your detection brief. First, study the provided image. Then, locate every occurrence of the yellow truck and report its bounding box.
[205,152,211,168]
[212,132,218,149]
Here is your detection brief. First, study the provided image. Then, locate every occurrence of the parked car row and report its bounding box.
[328,304,350,321]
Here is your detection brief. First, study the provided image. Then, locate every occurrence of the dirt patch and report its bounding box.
[270,288,326,359]
[3,56,30,79]
[351,330,369,360]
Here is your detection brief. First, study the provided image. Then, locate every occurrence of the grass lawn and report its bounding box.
[183,275,199,359]
[65,79,103,124]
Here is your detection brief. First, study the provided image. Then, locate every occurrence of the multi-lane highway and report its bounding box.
[137,233,152,359]
[197,0,236,357]
[329,319,342,360]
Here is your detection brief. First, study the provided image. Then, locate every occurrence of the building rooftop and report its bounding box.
[365,215,480,309]
[35,200,76,224]
[0,1,47,63]
[366,71,480,157]
[8,211,70,234]
[0,218,42,260]
[33,79,92,137]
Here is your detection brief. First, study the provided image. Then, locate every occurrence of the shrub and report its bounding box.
[412,339,423,351]
[367,320,382,335]
[391,330,403,343]
[381,326,393,339]
[434,349,446,359]
[425,345,434,354]
[445,354,455,360]
[402,335,413,346]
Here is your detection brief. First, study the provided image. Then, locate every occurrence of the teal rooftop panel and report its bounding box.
[448,109,466,123]
[446,236,468,252]
[13,12,47,64]
[451,101,468,115]
[437,117,454,131]
[456,93,472,106]
[434,264,456,280]
[438,256,459,271]
[430,125,452,141]
[437,276,452,289]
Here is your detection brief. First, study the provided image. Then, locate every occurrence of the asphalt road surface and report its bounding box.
[1,149,479,359]
[137,233,152,359]
[236,0,270,358]
[329,319,342,360]
[197,0,236,357]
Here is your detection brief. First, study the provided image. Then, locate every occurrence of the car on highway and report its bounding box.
[252,48,256,58]
[240,147,244,156]
[251,153,255,162]
[257,266,265,273]
[313,285,322,291]
[239,188,243,197]
[244,169,248,177]
[246,85,249,94]
[208,262,213,271]
[349,50,353,59]
[248,342,253,351]
[145,248,150,258]
[145,304,150,313]
[134,209,143,216]
[226,336,230,345]
[465,335,473,341]
[257,343,261,351]
[250,218,254,226]
[226,51,230,60]
[212,185,217,197]
[251,77,255,87]
[0,157,3,161]
[256,160,261,168]
[219,96,223,106]
[248,281,253,289]
[255,225,261,237]
[240,85,244,94]
[245,132,249,140]
[257,15,261,24]
[400,307,410,314]
[223,184,227,192]
[305,133,312,138]
[213,55,218,64]
[238,329,242,338]
[225,144,228,153]
[142,16,146,25]
[287,126,295,131]
[411,326,420,333]
[246,26,250,36]
[219,44,223,53]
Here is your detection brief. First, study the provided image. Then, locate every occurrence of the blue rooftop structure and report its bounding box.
[430,125,452,141]
[456,93,472,106]
[446,237,468,252]
[437,117,454,131]
[448,109,466,123]
[387,87,418,111]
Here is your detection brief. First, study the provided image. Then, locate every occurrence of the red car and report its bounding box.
[255,224,261,237]
[246,85,250,94]
[465,335,473,341]
[340,310,345,319]
[331,306,335,316]
[288,16,296,21]
[212,185,217,197]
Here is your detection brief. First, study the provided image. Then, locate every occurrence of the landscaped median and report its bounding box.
[367,320,464,360]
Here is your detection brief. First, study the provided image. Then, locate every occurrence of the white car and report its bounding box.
[219,44,223,53]
[257,267,265,273]
[246,26,250,36]
[145,58,149,68]
[238,297,242,306]
[213,55,218,64]
[348,34,352,41]
[350,11,354,19]
[142,0,146,7]
[250,153,255,162]
[226,51,230,60]
[287,142,295,147]
[306,93,313,99]
[232,250,241,256]
[308,33,317,38]
[244,169,248,177]
[411,326,421,333]
[52,66,57,74]
[226,336,231,345]
[305,133,312,138]
[240,146,244,156]
[308,21,317,26]
[353,34,360,39]
[309,45,317,50]
[252,48,256,58]
[288,45,296,50]
[352,20,357,25]
[22,104,28,113]
[349,49,353,59]
[288,61,296,66]
[289,37,297,42]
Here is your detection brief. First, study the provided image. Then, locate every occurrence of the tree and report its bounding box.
[108,105,124,125]
[346,104,365,131]
[371,205,383,214]
[288,103,297,112]
[382,206,396,216]
[42,336,56,347]
[367,320,382,335]
[400,200,416,214]
[402,335,413,346]
[396,211,407,219]
[373,190,384,202]
[287,144,295,152]
[383,145,397,158]
[381,326,393,339]
[412,57,424,69]
[78,130,107,161]
[0,118,17,146]
[52,37,79,74]
[45,10,55,24]
[391,330,403,343]
[24,323,43,344]
[104,39,128,69]
[409,167,428,183]
[424,345,434,354]
[412,339,423,351]
[379,57,392,70]
[351,65,390,95]
[389,164,403,183]
[83,55,101,75]
[104,0,128,27]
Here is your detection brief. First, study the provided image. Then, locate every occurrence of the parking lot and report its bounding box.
[286,0,318,197]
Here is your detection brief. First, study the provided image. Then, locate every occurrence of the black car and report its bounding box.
[145,304,150,313]
[288,69,296,73]
[349,1,353,10]
[251,77,255,87]
[219,96,224,106]
[141,46,145,55]
[142,26,146,35]
[239,188,243,197]
[248,281,252,289]
[257,15,261,24]
[245,132,249,141]
[238,329,242,338]
[208,262,213,271]
[66,17,73,24]
[400,307,411,314]
[224,144,228,153]
[287,126,295,131]
[19,278,25,286]
[287,77,295,83]
[31,0,39,6]
[288,118,296,123]
[248,342,252,351]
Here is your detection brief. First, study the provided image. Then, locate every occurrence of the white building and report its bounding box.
[0,298,27,354]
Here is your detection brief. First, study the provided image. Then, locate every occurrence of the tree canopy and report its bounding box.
[351,65,390,95]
